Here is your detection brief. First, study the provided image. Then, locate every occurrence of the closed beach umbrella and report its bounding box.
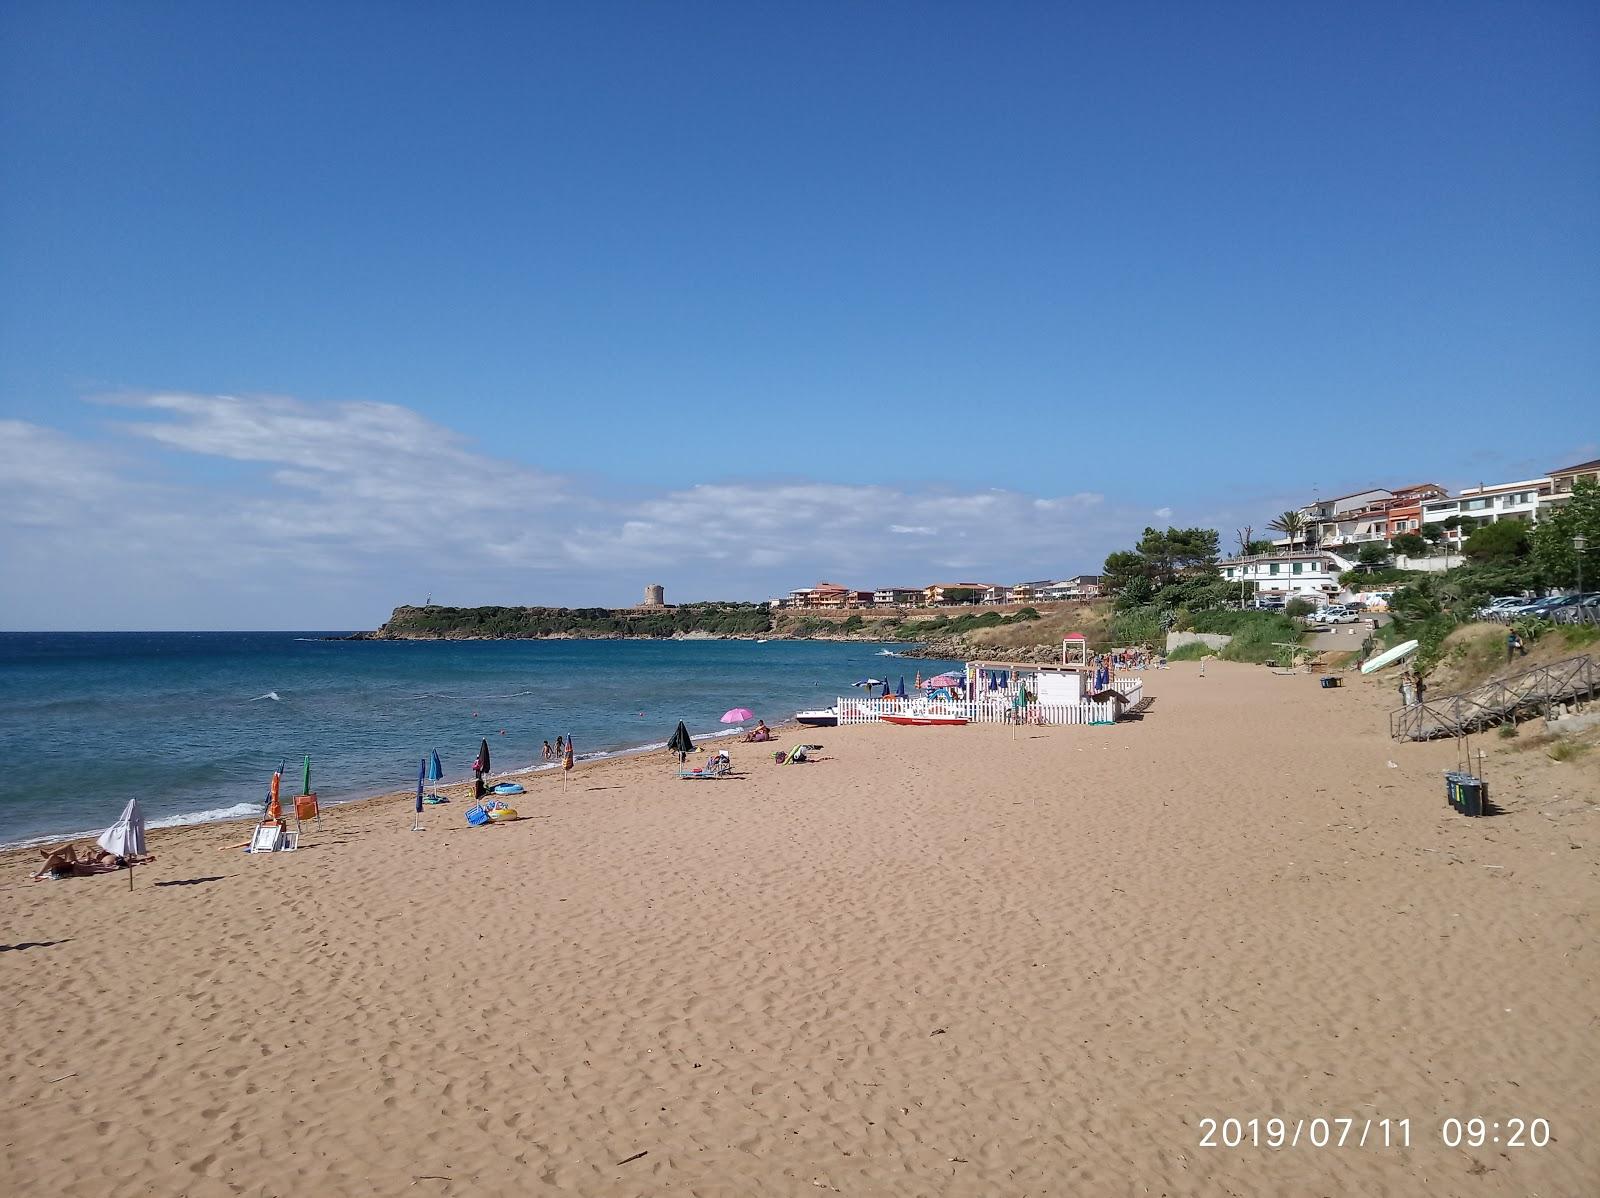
[416,758,425,812]
[98,798,146,890]
[563,743,574,773]
[301,754,312,796]
[914,670,922,690]
[98,798,147,858]
[896,677,907,698]
[476,738,491,775]
[721,707,754,724]
[428,749,444,783]
[668,721,694,762]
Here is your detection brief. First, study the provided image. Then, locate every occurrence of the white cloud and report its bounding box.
[0,393,1159,627]
[1153,506,1173,519]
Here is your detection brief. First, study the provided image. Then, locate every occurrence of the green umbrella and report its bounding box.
[301,754,312,795]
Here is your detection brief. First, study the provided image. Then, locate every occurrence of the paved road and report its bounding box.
[1303,616,1386,653]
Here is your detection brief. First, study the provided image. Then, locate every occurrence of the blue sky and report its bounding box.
[1,1,1595,628]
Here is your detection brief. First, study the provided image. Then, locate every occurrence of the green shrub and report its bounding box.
[1215,611,1303,663]
[1109,605,1166,647]
[1285,597,1316,617]
[1167,642,1210,661]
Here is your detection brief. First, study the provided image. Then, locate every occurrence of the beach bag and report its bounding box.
[465,804,490,827]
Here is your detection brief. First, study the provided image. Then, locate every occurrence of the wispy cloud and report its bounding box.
[1,392,1156,627]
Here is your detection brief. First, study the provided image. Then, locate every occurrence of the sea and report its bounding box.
[0,632,958,848]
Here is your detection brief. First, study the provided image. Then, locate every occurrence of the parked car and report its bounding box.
[1551,592,1600,625]
[1476,596,1528,620]
[1503,594,1575,621]
[1251,595,1287,611]
[1311,605,1360,625]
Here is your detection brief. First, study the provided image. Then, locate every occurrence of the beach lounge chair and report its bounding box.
[679,752,731,779]
[247,822,296,853]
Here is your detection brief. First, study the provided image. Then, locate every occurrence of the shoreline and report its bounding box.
[0,716,808,859]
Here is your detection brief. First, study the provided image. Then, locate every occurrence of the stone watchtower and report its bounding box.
[643,583,665,607]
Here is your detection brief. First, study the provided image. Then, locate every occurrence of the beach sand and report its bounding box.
[2,662,1596,1196]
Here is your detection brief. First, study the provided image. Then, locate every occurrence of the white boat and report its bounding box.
[795,708,838,727]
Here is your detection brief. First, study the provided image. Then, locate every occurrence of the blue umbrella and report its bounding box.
[988,674,998,690]
[416,758,425,812]
[428,749,443,782]
[881,681,891,697]
[896,676,907,698]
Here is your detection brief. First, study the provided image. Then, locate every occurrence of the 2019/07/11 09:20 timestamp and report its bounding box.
[1196,1117,1553,1150]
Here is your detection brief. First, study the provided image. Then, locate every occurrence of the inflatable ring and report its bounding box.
[487,807,519,821]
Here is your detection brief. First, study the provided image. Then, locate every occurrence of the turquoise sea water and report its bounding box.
[0,632,958,846]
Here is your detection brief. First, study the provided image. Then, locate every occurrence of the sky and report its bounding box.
[1,1,1596,629]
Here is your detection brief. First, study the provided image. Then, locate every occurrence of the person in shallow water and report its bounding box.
[542,740,553,762]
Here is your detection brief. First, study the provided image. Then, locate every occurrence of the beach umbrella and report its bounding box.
[476,738,491,775]
[720,707,754,724]
[301,754,312,796]
[413,757,426,831]
[988,673,998,690]
[428,749,444,783]
[852,678,885,689]
[881,681,892,697]
[896,677,907,698]
[564,743,574,775]
[98,798,147,890]
[668,720,694,763]
[914,670,922,689]
[924,672,959,689]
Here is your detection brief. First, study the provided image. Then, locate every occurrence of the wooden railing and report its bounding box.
[1390,655,1598,740]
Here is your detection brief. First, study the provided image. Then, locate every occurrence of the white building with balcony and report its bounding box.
[1218,549,1357,600]
[1420,477,1551,541]
[1542,458,1600,514]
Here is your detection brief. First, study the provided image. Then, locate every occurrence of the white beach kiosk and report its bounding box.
[838,635,1141,726]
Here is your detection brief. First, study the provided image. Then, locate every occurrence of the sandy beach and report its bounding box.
[3,661,1596,1196]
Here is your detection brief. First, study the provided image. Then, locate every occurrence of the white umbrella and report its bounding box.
[98,798,147,889]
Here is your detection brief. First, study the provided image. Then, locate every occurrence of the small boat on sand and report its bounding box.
[880,712,967,727]
[795,708,838,728]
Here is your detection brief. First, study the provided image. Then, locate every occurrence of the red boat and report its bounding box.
[880,712,968,727]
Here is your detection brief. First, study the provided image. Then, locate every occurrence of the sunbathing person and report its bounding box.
[33,843,151,880]
[744,720,771,742]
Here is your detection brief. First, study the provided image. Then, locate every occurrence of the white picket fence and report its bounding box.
[837,678,1142,727]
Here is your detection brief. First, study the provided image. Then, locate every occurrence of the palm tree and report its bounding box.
[1268,510,1306,551]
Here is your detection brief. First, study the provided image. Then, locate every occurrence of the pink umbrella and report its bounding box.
[720,707,755,724]
[923,673,960,688]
